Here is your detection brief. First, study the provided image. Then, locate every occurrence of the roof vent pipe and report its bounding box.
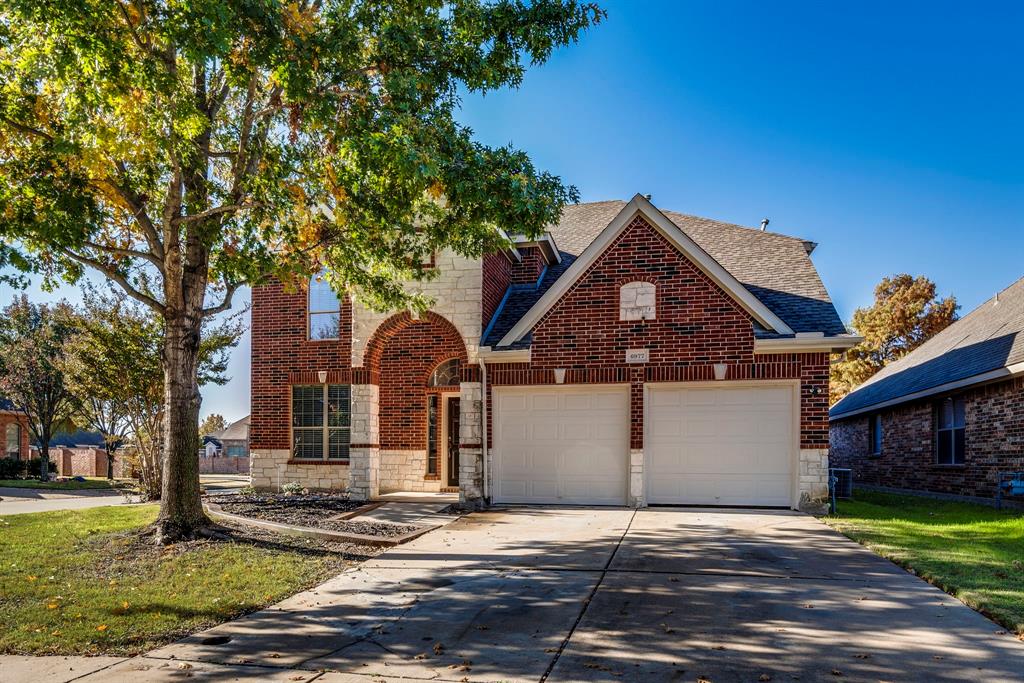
[643,194,652,201]
[760,218,770,232]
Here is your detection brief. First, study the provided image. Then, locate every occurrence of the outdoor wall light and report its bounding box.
[713,363,728,381]
[317,370,328,384]
[553,368,567,384]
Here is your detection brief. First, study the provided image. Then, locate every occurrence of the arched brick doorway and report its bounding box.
[363,312,468,492]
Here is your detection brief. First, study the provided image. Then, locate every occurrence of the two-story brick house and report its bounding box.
[250,194,857,510]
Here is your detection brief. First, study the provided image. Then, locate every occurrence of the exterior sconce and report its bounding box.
[317,370,328,384]
[553,368,567,384]
[713,364,728,381]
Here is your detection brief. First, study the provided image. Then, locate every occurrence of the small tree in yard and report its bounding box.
[831,274,959,404]
[0,1,600,542]
[0,297,78,480]
[64,288,242,498]
[199,413,228,437]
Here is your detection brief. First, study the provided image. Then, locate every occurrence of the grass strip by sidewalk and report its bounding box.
[0,478,124,491]
[0,504,371,655]
[824,490,1024,637]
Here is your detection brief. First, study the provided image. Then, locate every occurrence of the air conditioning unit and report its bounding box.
[829,468,853,499]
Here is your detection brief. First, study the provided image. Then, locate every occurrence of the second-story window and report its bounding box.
[309,274,341,341]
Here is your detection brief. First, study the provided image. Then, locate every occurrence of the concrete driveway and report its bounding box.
[0,486,128,515]
[122,507,1024,682]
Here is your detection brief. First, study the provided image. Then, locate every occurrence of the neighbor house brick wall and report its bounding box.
[250,278,353,451]
[481,252,512,331]
[829,376,1024,499]
[0,412,31,460]
[510,246,545,285]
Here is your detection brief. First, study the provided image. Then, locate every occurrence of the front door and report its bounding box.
[446,397,460,487]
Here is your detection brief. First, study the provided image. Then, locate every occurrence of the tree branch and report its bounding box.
[83,240,164,271]
[201,281,241,317]
[59,248,165,313]
[173,202,263,225]
[1,116,53,141]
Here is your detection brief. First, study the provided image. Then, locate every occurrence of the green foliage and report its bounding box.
[0,0,602,313]
[826,490,1024,636]
[199,413,228,436]
[831,274,959,404]
[0,504,361,654]
[0,457,26,479]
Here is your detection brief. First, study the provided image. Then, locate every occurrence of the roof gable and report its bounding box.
[496,194,793,347]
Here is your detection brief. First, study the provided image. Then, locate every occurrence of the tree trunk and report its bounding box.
[154,315,208,543]
[39,440,49,480]
[105,444,114,480]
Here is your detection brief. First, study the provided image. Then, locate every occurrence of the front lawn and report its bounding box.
[0,477,125,490]
[0,505,380,655]
[824,490,1024,636]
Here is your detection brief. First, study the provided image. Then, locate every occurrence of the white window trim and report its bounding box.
[308,275,342,341]
[291,384,351,461]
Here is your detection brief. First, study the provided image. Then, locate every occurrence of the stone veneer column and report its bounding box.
[629,449,645,507]
[798,448,829,513]
[458,381,484,506]
[347,384,380,500]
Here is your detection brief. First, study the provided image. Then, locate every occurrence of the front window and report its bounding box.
[935,397,966,465]
[5,424,20,458]
[868,414,882,455]
[428,358,460,387]
[292,385,350,460]
[309,274,341,340]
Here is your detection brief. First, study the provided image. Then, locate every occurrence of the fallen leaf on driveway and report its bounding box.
[432,642,445,655]
[831,669,843,676]
[759,675,772,681]
[853,654,871,659]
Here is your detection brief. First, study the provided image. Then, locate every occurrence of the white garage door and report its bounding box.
[647,385,795,507]
[493,385,629,505]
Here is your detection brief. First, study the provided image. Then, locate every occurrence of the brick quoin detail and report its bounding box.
[250,278,353,450]
[510,246,545,285]
[481,252,512,331]
[831,376,1024,499]
[375,313,468,450]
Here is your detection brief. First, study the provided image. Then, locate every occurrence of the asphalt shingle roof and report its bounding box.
[830,275,1024,419]
[484,200,846,347]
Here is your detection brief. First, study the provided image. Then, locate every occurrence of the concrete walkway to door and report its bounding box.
[75,507,1024,682]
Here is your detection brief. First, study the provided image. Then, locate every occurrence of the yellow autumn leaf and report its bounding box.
[122,601,129,610]
[47,603,58,610]
[96,624,108,632]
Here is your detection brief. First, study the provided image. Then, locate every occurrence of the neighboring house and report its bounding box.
[830,275,1024,501]
[250,194,857,509]
[0,398,31,461]
[211,416,250,457]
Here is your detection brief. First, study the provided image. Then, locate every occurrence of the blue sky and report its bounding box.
[2,1,1021,422]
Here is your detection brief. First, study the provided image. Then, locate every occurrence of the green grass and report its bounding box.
[824,490,1024,636]
[0,478,124,490]
[0,505,363,655]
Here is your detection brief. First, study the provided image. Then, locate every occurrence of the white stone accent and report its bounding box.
[798,448,830,513]
[379,450,440,493]
[347,447,379,499]
[460,447,484,506]
[459,382,484,505]
[350,384,379,445]
[249,448,349,492]
[351,249,483,367]
[619,281,656,321]
[629,448,645,507]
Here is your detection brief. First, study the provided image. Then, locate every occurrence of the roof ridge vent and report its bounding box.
[760,218,769,231]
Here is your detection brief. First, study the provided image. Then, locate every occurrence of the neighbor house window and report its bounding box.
[292,385,350,460]
[5,424,20,458]
[309,274,341,340]
[935,396,966,465]
[225,445,246,457]
[868,414,882,455]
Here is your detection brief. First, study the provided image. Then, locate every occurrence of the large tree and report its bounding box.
[0,0,600,541]
[199,413,228,436]
[831,274,958,404]
[0,297,78,479]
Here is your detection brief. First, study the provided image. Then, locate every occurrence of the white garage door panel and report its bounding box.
[647,385,794,507]
[494,386,629,505]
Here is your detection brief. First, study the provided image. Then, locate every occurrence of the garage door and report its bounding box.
[493,385,629,505]
[647,385,794,507]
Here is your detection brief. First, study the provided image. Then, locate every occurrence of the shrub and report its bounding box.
[0,457,26,479]
[25,457,56,478]
[281,481,305,495]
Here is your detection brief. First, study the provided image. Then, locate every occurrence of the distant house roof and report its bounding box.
[0,397,21,412]
[484,198,848,348]
[830,275,1024,420]
[212,415,249,442]
[45,429,106,448]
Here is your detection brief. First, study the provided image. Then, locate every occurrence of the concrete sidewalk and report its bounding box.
[0,487,131,515]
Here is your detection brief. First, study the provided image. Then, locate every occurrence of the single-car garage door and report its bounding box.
[647,384,795,507]
[493,385,629,505]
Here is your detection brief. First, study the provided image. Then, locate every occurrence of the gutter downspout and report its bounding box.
[478,358,488,503]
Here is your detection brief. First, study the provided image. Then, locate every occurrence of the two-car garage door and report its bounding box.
[492,384,795,507]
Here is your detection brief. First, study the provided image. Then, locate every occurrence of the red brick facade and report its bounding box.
[1,411,30,459]
[830,376,1024,500]
[481,252,512,331]
[376,314,467,450]
[510,246,545,285]
[250,278,353,450]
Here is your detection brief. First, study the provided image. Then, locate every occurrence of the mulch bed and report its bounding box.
[206,493,419,538]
